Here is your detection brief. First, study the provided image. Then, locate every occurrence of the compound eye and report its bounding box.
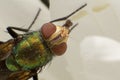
[41,23,56,39]
[51,42,67,56]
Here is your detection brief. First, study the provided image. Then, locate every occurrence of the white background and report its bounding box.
[0,0,120,80]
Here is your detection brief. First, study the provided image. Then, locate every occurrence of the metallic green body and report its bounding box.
[6,31,53,71]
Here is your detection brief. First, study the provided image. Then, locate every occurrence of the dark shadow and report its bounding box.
[41,0,50,8]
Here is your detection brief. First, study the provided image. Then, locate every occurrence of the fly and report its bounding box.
[0,3,87,80]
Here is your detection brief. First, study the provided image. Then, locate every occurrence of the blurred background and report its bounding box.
[0,0,120,80]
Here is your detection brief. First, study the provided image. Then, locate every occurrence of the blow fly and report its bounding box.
[0,3,87,80]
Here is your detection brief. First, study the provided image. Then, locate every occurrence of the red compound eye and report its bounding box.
[41,23,56,39]
[51,42,67,56]
[41,23,67,56]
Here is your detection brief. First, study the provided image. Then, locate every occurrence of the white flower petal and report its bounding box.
[80,36,120,80]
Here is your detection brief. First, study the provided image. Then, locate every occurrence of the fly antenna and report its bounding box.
[50,3,87,23]
[69,23,78,34]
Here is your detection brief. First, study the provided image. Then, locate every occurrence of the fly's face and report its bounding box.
[40,3,87,56]
[41,20,73,56]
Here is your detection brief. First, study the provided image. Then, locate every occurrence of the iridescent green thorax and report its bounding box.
[6,31,53,71]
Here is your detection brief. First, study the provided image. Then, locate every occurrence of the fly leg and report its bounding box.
[32,68,42,80]
[50,3,87,23]
[7,27,29,38]
[0,41,3,44]
[7,8,41,38]
[33,75,38,80]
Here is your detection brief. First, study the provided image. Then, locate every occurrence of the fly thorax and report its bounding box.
[41,23,68,56]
